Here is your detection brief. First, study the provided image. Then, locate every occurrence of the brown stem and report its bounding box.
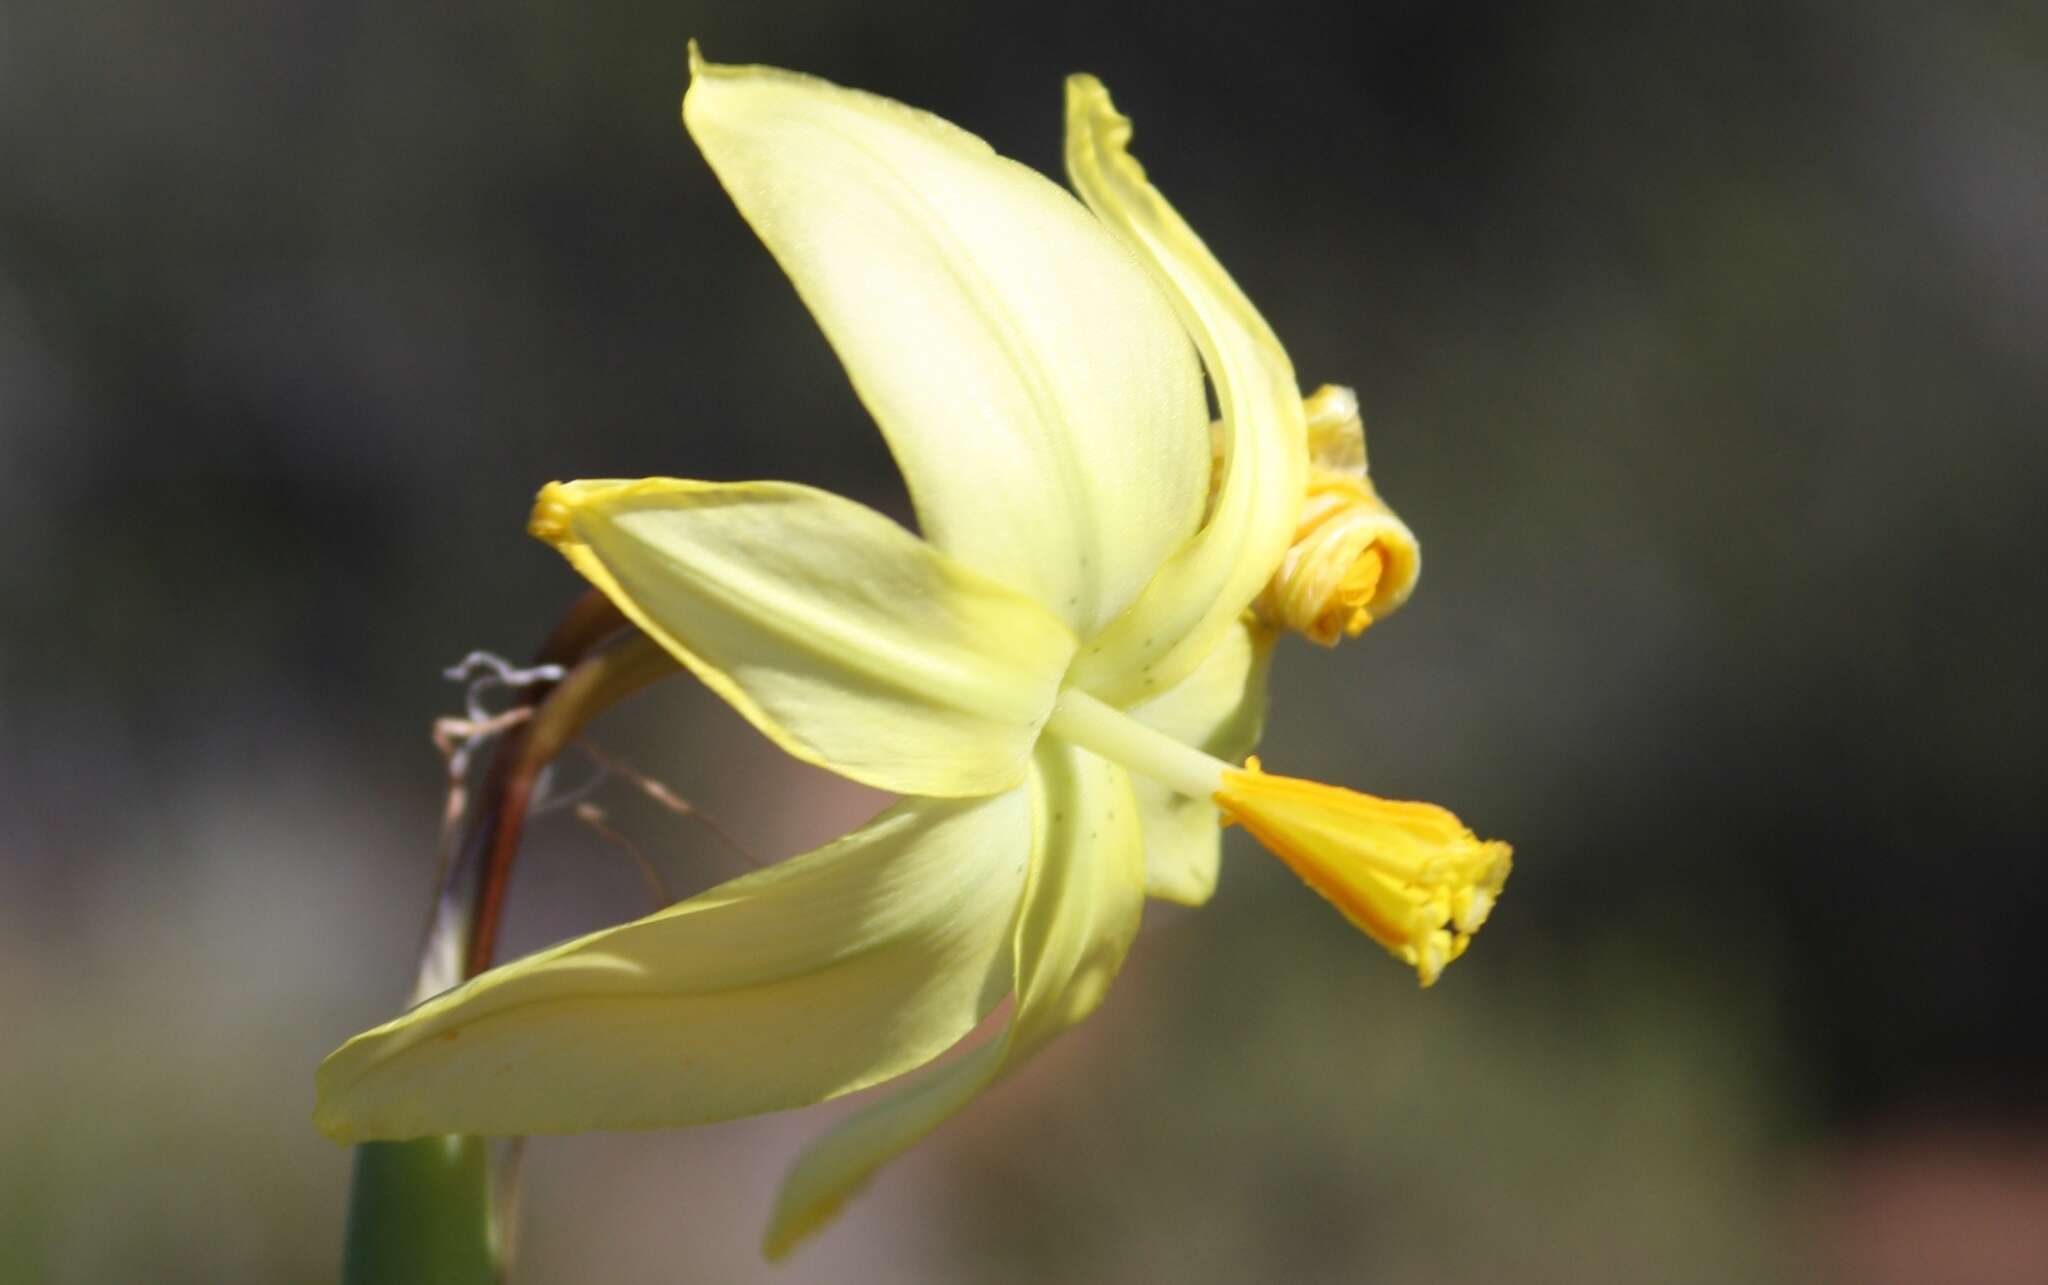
[411,590,678,999]
[462,628,677,976]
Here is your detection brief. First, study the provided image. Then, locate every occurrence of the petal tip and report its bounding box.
[762,1189,856,1262]
[681,40,748,126]
[313,1044,375,1143]
[681,40,714,128]
[1064,73,1132,148]
[528,480,575,545]
[311,1095,359,1145]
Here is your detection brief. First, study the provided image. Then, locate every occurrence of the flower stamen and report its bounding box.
[1045,692,1510,986]
[1213,757,1510,986]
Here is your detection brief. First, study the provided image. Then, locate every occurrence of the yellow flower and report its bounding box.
[315,49,1509,1257]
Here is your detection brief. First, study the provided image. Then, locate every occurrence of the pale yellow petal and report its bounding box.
[684,51,1210,637]
[1125,618,1274,905]
[530,477,1076,797]
[1062,76,1308,704]
[315,789,1031,1141]
[762,739,1145,1258]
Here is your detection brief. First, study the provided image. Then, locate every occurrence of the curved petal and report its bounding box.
[315,789,1032,1141]
[762,739,1145,1258]
[530,477,1076,797]
[684,51,1210,638]
[1062,76,1308,704]
[1126,618,1274,906]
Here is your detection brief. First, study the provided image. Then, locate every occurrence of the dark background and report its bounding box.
[4,2,2044,1281]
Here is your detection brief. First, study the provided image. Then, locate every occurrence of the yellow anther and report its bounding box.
[1214,756,1510,986]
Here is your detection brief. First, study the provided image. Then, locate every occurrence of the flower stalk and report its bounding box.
[341,592,678,1284]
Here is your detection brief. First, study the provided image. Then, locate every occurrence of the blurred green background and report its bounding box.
[4,1,2045,1281]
